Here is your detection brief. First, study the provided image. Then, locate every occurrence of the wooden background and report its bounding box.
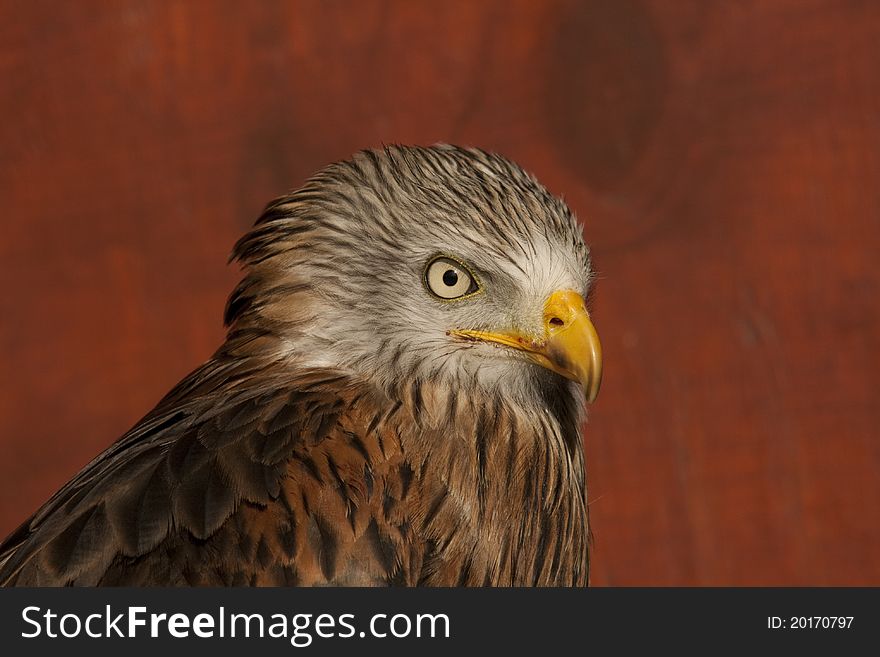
[1,0,878,585]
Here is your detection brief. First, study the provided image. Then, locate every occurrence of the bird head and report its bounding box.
[227,145,601,412]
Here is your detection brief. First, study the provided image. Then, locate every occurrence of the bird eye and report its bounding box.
[425,257,479,299]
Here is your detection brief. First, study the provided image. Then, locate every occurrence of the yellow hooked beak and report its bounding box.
[451,289,603,402]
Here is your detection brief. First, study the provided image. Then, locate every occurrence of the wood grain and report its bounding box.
[1,0,878,584]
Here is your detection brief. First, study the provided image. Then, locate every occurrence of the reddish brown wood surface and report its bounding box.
[1,0,878,585]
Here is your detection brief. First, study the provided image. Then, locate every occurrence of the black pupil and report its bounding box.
[442,269,459,287]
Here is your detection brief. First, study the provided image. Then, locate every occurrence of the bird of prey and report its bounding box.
[0,145,602,586]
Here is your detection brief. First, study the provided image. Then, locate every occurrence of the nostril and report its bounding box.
[549,317,565,328]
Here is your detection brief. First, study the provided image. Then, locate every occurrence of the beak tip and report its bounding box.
[584,378,601,404]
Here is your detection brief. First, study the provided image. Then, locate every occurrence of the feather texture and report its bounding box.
[0,145,593,586]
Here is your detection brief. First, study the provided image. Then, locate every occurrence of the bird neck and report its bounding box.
[386,377,590,586]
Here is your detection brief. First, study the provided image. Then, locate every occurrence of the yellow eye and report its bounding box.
[425,257,479,299]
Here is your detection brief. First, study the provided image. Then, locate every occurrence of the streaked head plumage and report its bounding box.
[226,144,598,412]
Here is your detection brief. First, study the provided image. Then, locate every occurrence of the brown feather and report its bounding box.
[0,145,592,587]
[0,343,588,586]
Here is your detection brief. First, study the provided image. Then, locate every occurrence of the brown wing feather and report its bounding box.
[0,357,419,586]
